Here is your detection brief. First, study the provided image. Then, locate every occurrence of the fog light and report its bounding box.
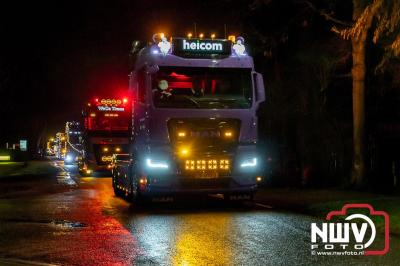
[180,148,189,156]
[224,131,232,137]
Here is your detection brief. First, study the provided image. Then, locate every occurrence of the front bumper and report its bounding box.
[137,143,260,195]
[138,174,258,195]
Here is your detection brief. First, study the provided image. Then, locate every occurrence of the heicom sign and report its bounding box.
[182,39,223,52]
[310,204,389,256]
[172,38,231,56]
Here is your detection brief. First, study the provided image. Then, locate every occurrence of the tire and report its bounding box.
[127,182,142,204]
[126,165,143,204]
[79,170,88,177]
[112,175,124,197]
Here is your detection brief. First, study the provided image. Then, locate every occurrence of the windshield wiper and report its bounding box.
[183,96,201,108]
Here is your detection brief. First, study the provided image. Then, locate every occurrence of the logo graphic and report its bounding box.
[182,39,223,52]
[311,204,389,256]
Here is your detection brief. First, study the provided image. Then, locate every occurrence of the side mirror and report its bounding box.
[253,72,266,105]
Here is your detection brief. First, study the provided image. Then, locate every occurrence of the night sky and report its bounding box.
[0,0,248,144]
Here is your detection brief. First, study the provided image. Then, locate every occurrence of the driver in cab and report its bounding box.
[153,79,173,100]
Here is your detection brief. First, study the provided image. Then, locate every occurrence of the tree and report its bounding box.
[308,0,400,187]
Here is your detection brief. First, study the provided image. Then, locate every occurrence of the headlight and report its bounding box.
[146,158,169,169]
[65,154,73,162]
[240,158,257,168]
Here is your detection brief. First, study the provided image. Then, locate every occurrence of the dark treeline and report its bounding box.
[238,0,400,192]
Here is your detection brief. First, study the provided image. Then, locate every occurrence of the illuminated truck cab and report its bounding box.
[79,97,131,175]
[64,121,82,165]
[116,34,265,199]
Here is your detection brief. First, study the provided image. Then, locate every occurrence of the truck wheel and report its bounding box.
[112,176,123,197]
[79,170,88,177]
[127,183,142,204]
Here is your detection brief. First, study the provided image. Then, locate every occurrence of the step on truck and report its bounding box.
[113,34,265,201]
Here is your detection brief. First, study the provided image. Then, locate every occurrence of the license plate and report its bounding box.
[193,171,219,179]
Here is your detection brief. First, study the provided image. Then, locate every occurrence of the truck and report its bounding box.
[54,132,66,159]
[78,97,131,175]
[113,34,265,201]
[63,121,82,165]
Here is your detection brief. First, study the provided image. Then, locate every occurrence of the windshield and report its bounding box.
[85,111,130,132]
[116,154,130,161]
[68,133,81,145]
[152,67,253,109]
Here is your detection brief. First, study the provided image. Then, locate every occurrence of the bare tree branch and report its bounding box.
[301,1,353,27]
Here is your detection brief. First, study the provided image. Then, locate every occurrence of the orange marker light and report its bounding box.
[139,178,147,185]
[228,35,236,42]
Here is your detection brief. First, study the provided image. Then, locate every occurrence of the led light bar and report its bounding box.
[184,159,230,170]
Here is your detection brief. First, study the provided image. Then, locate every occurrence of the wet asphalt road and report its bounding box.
[0,160,399,265]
